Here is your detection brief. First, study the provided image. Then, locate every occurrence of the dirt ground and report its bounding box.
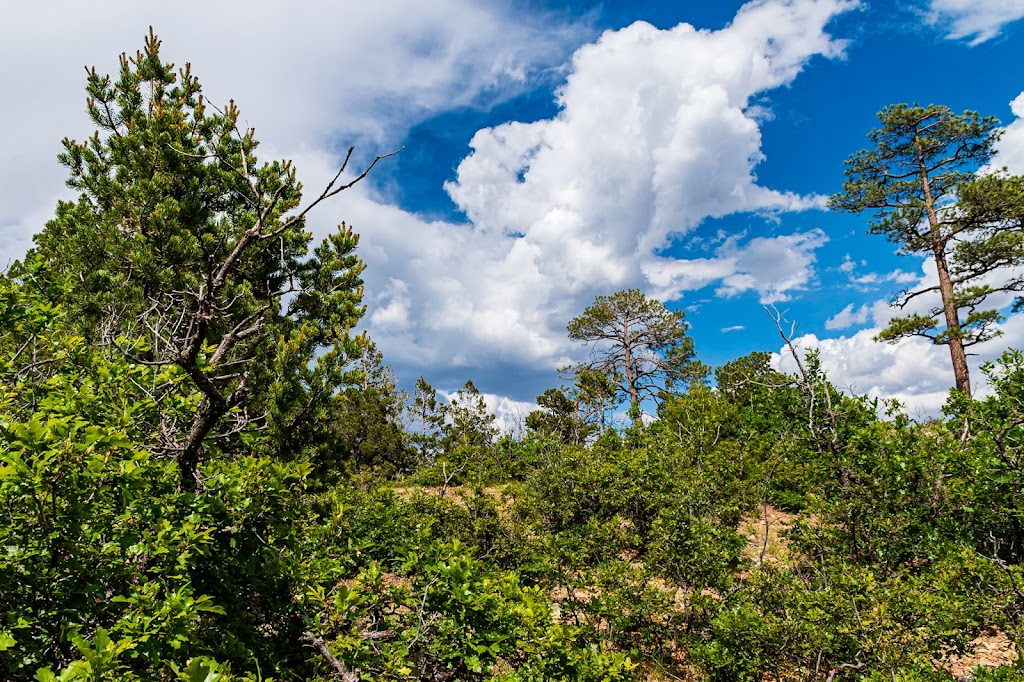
[943,630,1018,680]
[738,504,798,567]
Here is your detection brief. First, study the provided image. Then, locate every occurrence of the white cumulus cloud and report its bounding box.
[318,0,859,396]
[402,0,858,387]
[779,254,1024,416]
[0,0,861,403]
[0,0,586,265]
[825,302,872,330]
[715,229,830,303]
[775,313,1024,417]
[926,0,1024,45]
[993,92,1024,174]
[773,328,957,417]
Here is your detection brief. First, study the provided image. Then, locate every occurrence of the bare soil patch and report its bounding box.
[942,630,1018,679]
[739,505,797,567]
[391,484,510,507]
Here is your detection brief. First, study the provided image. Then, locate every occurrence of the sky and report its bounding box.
[2,0,1024,423]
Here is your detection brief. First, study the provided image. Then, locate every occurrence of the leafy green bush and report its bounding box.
[302,543,636,680]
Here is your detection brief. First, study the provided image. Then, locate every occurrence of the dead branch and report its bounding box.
[300,632,359,682]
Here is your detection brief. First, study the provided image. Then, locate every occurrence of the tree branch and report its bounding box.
[300,632,359,682]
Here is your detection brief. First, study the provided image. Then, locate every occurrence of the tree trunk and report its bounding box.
[178,396,226,492]
[934,250,971,395]
[623,320,640,424]
[918,135,971,396]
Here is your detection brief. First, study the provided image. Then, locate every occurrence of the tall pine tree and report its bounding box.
[829,104,1010,395]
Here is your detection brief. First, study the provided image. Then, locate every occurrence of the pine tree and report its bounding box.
[409,376,446,460]
[334,342,413,475]
[23,31,393,488]
[567,289,705,422]
[829,103,1009,395]
[443,380,498,449]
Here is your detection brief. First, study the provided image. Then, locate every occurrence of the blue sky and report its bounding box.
[2,0,1024,421]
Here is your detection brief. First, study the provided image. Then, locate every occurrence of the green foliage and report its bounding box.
[944,350,1024,563]
[406,380,507,487]
[527,368,620,444]
[7,265,1024,679]
[526,387,590,444]
[952,174,1024,312]
[443,380,499,450]
[830,104,999,250]
[647,508,744,592]
[971,665,1024,681]
[516,405,748,592]
[0,280,220,677]
[300,543,635,681]
[714,351,788,409]
[334,343,414,478]
[692,559,987,682]
[408,376,446,460]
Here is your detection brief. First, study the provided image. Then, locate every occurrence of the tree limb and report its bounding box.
[300,632,359,682]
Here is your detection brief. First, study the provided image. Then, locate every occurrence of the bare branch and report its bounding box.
[269,147,404,238]
[300,632,359,682]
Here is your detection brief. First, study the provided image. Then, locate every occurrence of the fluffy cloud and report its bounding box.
[0,0,586,263]
[447,0,854,272]
[716,229,830,302]
[781,250,1024,416]
[773,328,956,416]
[837,254,921,292]
[776,311,1024,417]
[850,271,919,287]
[993,92,1024,174]
[400,0,858,390]
[926,0,1024,45]
[0,0,860,403]
[825,302,872,330]
[838,255,860,274]
[643,228,829,302]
